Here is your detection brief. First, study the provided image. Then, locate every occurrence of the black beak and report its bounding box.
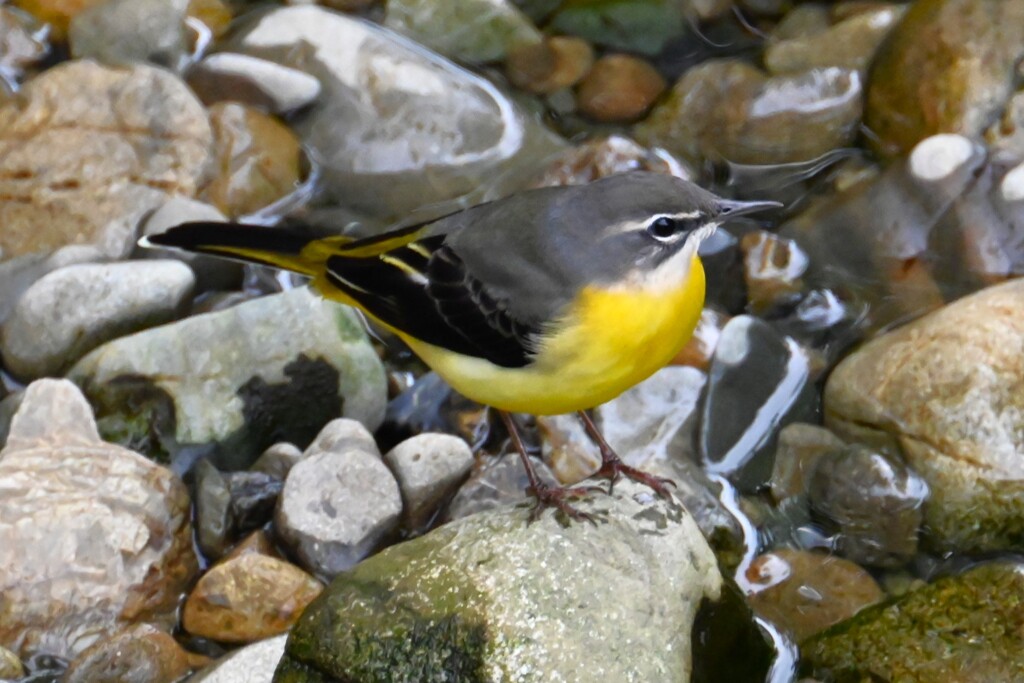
[715,198,783,220]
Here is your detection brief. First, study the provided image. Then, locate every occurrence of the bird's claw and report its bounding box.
[526,483,597,525]
[596,457,677,499]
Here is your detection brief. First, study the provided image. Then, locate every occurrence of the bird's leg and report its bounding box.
[577,410,676,498]
[498,410,597,524]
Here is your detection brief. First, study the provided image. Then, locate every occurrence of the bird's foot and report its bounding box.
[526,482,600,524]
[596,453,676,499]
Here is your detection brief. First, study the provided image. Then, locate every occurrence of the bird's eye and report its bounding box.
[648,216,678,240]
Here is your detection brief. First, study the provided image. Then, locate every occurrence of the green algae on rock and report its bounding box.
[801,562,1024,682]
[274,479,723,682]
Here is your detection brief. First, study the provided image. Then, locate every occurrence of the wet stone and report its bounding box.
[824,279,1024,553]
[769,289,857,356]
[68,0,189,70]
[194,459,232,562]
[224,529,279,562]
[384,433,474,530]
[0,379,196,660]
[0,392,21,451]
[740,230,808,315]
[188,635,285,683]
[780,134,986,331]
[506,36,593,95]
[597,365,705,471]
[550,0,687,56]
[769,423,846,504]
[201,102,304,219]
[865,0,1024,157]
[62,623,191,683]
[637,61,863,165]
[745,548,884,643]
[576,54,666,124]
[0,60,212,260]
[383,0,541,64]
[671,308,728,371]
[226,470,282,534]
[380,371,488,449]
[768,4,830,42]
[275,418,401,579]
[808,445,927,567]
[188,53,322,113]
[0,260,194,381]
[526,134,692,189]
[701,315,812,492]
[275,480,723,682]
[699,228,746,313]
[183,553,323,644]
[251,442,303,481]
[802,562,1024,681]
[232,5,561,224]
[447,452,559,521]
[764,5,905,76]
[68,287,387,471]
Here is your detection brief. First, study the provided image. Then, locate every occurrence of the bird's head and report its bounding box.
[555,172,781,293]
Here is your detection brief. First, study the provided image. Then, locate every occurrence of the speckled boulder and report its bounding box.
[275,479,723,682]
[825,279,1024,553]
[0,379,196,659]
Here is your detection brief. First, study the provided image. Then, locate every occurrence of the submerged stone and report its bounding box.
[232,6,560,226]
[383,0,541,63]
[637,61,863,166]
[701,315,812,492]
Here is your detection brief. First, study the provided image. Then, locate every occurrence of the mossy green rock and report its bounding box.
[802,562,1024,682]
[274,479,724,682]
[865,0,1024,156]
[68,287,386,471]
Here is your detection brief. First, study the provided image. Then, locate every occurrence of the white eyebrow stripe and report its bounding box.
[603,210,708,236]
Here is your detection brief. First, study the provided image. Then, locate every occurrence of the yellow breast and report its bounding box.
[405,256,706,415]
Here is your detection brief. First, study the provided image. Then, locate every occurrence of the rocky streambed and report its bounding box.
[1,1,1024,682]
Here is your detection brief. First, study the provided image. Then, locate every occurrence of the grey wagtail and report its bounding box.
[143,172,779,520]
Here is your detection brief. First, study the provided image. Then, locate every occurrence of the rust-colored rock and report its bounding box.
[745,548,884,642]
[183,553,323,643]
[577,54,665,123]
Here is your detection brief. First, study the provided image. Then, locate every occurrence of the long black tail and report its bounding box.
[141,222,321,275]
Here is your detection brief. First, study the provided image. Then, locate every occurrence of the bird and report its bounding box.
[143,172,779,521]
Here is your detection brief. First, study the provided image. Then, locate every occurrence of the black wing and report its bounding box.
[323,236,539,368]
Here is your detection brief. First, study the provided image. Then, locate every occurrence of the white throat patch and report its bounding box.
[612,222,717,294]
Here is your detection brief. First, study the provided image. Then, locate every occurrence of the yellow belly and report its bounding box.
[403,257,706,415]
